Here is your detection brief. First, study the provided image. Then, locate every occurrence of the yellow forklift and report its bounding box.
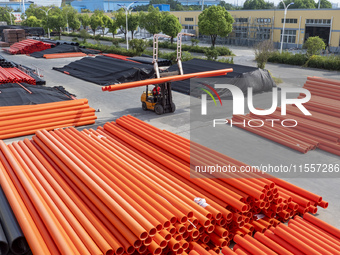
[141,33,194,115]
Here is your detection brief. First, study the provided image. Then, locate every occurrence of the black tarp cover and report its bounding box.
[167,58,276,97]
[0,83,74,106]
[30,44,100,58]
[53,55,155,85]
[128,55,172,66]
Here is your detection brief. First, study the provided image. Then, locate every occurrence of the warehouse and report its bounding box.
[171,8,340,52]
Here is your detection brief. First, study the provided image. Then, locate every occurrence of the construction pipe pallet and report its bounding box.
[0,115,331,255]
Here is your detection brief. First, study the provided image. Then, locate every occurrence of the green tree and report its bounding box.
[129,38,148,54]
[115,9,139,40]
[243,0,274,9]
[78,13,90,28]
[47,14,66,39]
[101,15,112,36]
[219,1,235,10]
[278,0,315,9]
[316,0,332,8]
[303,36,326,57]
[79,29,90,43]
[127,14,139,40]
[198,6,234,47]
[161,12,182,44]
[89,11,104,36]
[62,5,79,32]
[81,9,91,13]
[115,9,128,40]
[25,4,47,20]
[205,48,219,61]
[0,7,15,25]
[254,40,274,69]
[107,14,119,38]
[139,6,162,35]
[22,16,41,27]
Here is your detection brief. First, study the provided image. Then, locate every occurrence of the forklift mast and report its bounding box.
[145,33,195,114]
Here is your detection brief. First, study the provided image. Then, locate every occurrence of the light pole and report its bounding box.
[41,7,54,39]
[280,1,294,53]
[66,11,69,33]
[8,10,13,25]
[118,1,138,50]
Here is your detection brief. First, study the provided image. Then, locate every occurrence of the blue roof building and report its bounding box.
[71,0,149,12]
[178,0,219,6]
[152,4,170,11]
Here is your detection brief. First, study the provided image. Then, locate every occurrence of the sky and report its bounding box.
[221,0,340,7]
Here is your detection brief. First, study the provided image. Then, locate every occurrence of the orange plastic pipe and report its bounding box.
[103,122,247,212]
[34,131,150,241]
[273,224,321,255]
[264,230,304,255]
[0,99,88,117]
[289,220,340,251]
[23,139,125,255]
[51,129,167,231]
[44,52,87,59]
[31,136,142,250]
[102,68,233,91]
[254,232,293,255]
[92,127,232,221]
[0,117,96,140]
[304,213,340,239]
[288,222,340,255]
[8,143,93,255]
[0,141,78,255]
[0,158,53,255]
[62,128,190,224]
[222,246,237,255]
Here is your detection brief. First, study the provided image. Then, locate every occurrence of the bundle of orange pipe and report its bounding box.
[302,76,340,101]
[3,39,52,55]
[0,99,96,140]
[223,213,340,255]
[43,52,87,59]
[0,115,328,255]
[230,77,340,156]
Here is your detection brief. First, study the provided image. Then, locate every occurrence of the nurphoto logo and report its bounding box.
[200,85,312,128]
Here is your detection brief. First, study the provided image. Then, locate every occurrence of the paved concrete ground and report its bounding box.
[2,46,340,228]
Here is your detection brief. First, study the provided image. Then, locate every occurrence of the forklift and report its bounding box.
[141,33,194,115]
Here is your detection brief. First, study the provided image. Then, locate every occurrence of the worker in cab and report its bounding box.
[152,86,161,100]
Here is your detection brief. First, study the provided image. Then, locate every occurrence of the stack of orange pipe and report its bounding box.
[3,39,52,55]
[224,213,340,255]
[0,67,36,85]
[302,76,340,101]
[0,99,96,140]
[43,52,87,59]
[0,115,329,254]
[230,77,340,156]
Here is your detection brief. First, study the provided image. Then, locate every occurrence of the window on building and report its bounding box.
[184,25,194,29]
[257,28,271,40]
[282,18,298,23]
[235,18,248,23]
[185,17,193,21]
[305,19,331,24]
[257,18,271,23]
[234,26,248,38]
[280,30,296,43]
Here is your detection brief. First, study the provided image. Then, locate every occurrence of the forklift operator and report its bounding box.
[152,85,161,98]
